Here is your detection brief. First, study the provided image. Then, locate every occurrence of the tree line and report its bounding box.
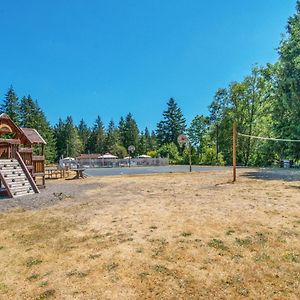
[1,1,299,166]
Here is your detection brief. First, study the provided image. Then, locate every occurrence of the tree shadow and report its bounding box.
[241,168,300,182]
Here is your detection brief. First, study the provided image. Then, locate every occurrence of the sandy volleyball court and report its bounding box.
[0,169,299,299]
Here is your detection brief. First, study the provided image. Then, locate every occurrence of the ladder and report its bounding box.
[0,159,39,198]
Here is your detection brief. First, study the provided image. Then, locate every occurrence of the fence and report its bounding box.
[77,157,169,168]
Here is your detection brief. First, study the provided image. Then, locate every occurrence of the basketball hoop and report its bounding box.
[177,134,188,146]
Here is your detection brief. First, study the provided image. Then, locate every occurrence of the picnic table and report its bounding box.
[45,166,64,179]
[73,168,87,179]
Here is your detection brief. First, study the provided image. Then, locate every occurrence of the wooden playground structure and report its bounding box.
[0,113,46,198]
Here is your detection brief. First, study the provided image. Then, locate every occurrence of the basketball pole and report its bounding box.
[232,122,237,182]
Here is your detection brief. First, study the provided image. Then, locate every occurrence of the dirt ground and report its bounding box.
[0,169,299,299]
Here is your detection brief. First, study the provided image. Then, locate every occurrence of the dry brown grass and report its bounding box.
[0,170,300,299]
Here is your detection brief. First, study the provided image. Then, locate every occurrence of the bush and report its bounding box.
[200,145,225,165]
[147,150,157,158]
[157,143,180,164]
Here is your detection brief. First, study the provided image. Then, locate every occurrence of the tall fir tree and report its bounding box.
[122,113,139,151]
[156,98,186,147]
[87,116,106,153]
[105,119,119,153]
[19,95,56,163]
[54,116,82,159]
[1,86,20,125]
[77,119,91,153]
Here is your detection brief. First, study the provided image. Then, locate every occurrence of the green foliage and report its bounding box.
[188,115,210,148]
[87,116,106,154]
[147,150,157,158]
[119,113,139,153]
[110,144,127,158]
[157,142,180,163]
[77,119,91,153]
[105,120,119,153]
[274,1,300,160]
[19,95,56,163]
[54,116,83,159]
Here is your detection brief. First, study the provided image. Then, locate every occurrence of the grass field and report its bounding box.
[0,169,299,299]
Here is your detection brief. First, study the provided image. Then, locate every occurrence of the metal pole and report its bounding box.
[233,122,237,182]
[129,152,131,168]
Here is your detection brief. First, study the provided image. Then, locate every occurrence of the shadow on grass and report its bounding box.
[241,168,300,182]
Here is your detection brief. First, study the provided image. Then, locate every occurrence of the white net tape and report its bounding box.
[237,132,300,143]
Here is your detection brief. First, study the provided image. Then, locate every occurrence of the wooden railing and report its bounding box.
[19,148,33,166]
[33,156,45,174]
[15,152,39,194]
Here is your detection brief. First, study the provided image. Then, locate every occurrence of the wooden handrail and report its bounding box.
[16,151,40,194]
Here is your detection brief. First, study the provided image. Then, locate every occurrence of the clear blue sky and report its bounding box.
[0,0,296,131]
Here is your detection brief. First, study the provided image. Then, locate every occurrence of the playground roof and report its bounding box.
[20,128,47,145]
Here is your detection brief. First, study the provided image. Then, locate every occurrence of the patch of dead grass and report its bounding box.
[0,170,299,299]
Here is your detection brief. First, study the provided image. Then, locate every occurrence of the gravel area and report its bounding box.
[0,179,98,212]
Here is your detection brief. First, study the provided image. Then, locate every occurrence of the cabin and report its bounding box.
[0,113,46,198]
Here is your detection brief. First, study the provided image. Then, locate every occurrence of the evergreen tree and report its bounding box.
[118,116,126,148]
[54,118,65,159]
[77,119,91,153]
[105,119,119,153]
[19,95,56,163]
[119,113,139,151]
[156,98,186,147]
[137,131,147,155]
[54,116,82,159]
[87,116,106,153]
[1,86,20,125]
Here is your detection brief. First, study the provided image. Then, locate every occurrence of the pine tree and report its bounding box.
[105,119,119,153]
[87,116,106,153]
[122,113,139,151]
[1,86,20,125]
[19,95,56,163]
[137,131,147,155]
[156,98,186,147]
[77,119,91,153]
[54,116,82,159]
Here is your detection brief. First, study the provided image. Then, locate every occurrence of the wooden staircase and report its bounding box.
[0,159,39,198]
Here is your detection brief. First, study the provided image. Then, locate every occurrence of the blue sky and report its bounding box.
[0,0,296,131]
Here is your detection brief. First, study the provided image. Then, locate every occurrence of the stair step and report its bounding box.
[0,159,17,163]
[13,190,35,197]
[5,177,28,183]
[1,170,23,175]
[10,185,32,192]
[0,163,20,168]
[3,174,26,178]
[8,182,31,189]
[0,166,22,171]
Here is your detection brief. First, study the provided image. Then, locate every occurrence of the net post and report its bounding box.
[233,122,237,182]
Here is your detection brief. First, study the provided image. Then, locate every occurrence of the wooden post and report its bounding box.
[189,143,192,172]
[232,122,237,182]
[216,124,219,161]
